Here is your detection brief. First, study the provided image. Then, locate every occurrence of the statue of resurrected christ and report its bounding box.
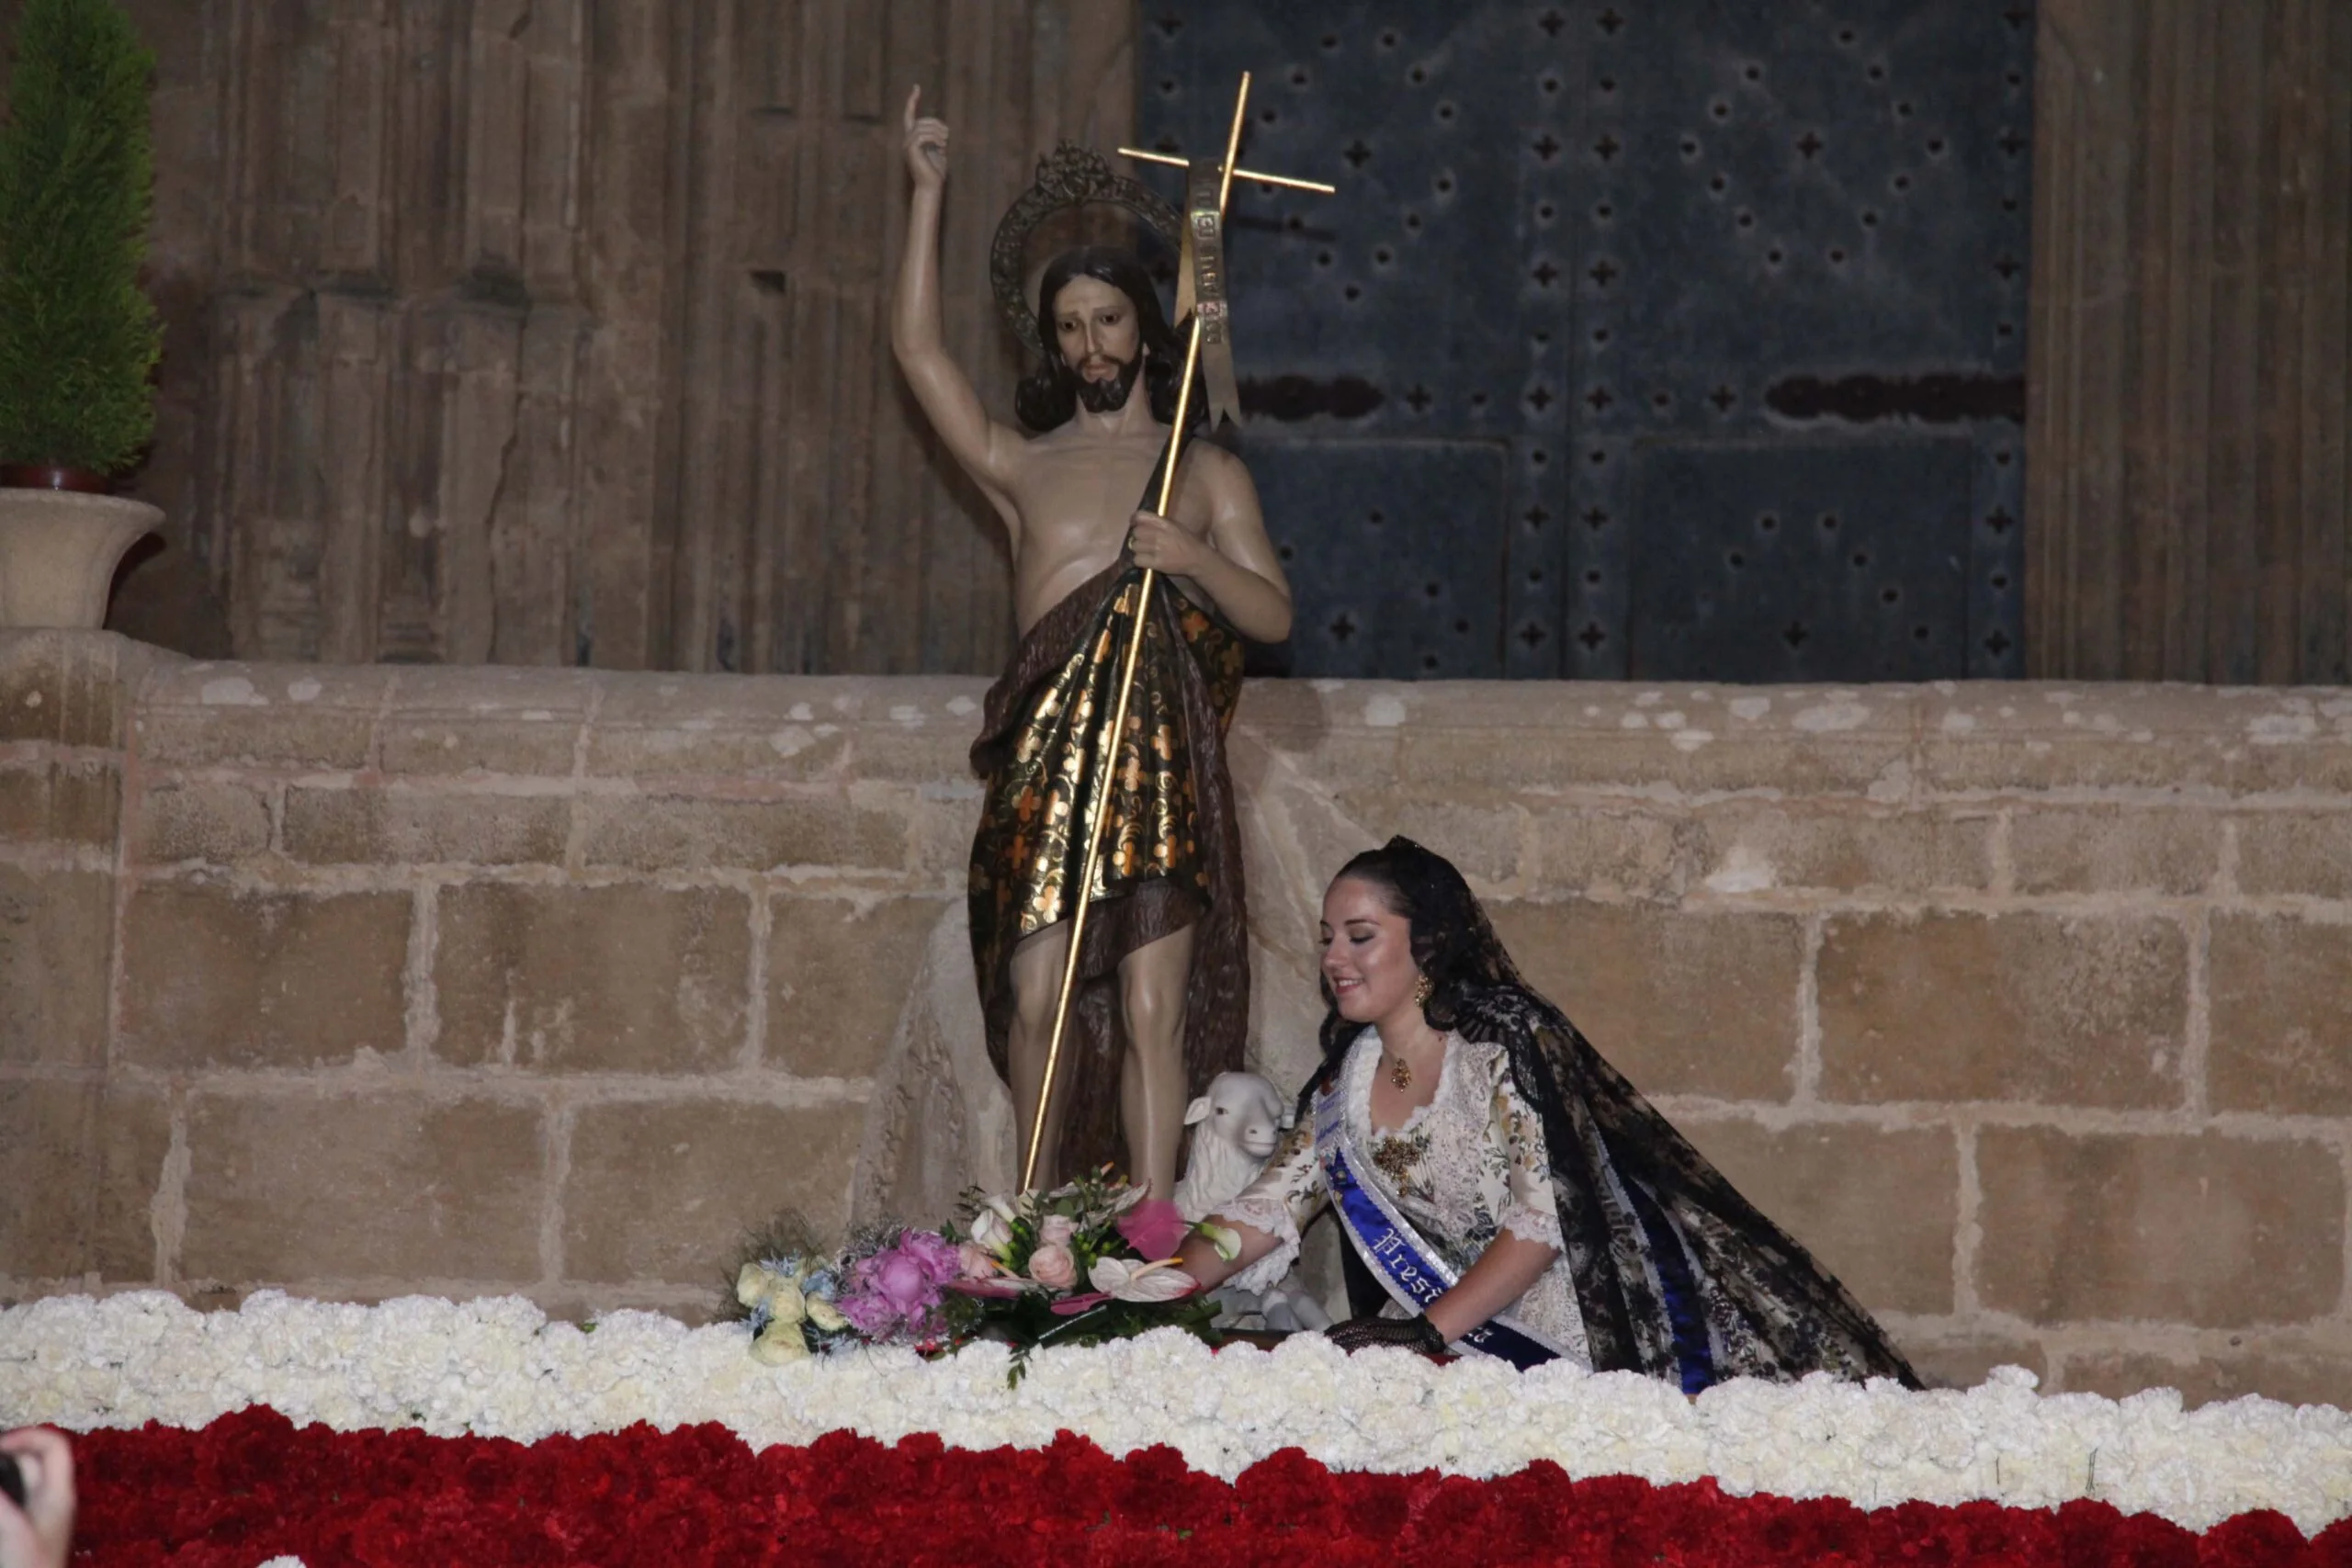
[891,87,1292,1199]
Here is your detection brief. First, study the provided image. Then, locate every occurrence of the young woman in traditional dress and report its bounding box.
[1176,838,1917,1390]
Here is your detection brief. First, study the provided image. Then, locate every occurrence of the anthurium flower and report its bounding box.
[967,1207,1014,1256]
[1114,1200,1189,1260]
[1087,1257,1196,1303]
[1197,1223,1243,1262]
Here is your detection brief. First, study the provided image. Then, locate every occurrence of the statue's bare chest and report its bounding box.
[1014,440,1210,557]
[1014,442,1165,540]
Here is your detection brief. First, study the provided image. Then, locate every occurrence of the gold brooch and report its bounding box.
[1371,1128,1429,1188]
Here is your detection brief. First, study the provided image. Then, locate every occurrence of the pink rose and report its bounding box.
[1037,1213,1079,1248]
[956,1241,1001,1280]
[1028,1241,1078,1290]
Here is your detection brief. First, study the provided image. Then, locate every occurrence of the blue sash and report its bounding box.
[1316,1075,1566,1371]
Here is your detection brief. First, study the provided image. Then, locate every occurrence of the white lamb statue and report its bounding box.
[1170,1070,1331,1333]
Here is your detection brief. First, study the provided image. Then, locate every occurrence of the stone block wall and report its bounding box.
[5,628,2350,1406]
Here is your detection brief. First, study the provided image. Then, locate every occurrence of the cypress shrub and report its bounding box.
[0,0,160,475]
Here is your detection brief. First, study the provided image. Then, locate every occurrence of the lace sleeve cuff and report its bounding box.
[1497,1199,1566,1255]
[1219,1192,1306,1295]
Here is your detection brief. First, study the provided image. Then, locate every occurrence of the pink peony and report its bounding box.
[837,1229,964,1339]
[1115,1199,1190,1261]
[869,1251,932,1315]
[834,1284,901,1339]
[897,1228,963,1284]
[1027,1241,1078,1291]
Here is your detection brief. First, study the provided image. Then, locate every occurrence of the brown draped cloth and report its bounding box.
[967,555,1250,1184]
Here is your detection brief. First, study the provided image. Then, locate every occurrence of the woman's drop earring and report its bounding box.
[1389,975,1437,1088]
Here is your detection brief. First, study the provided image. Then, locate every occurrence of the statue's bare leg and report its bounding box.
[1118,924,1195,1201]
[1007,921,1075,1190]
[1009,919,1195,1198]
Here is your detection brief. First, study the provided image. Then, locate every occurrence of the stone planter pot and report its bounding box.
[0,487,159,628]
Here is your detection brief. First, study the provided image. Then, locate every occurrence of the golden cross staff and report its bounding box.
[1020,73,1335,1192]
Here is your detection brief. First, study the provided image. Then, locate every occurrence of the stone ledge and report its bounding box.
[1239,680,2352,799]
[28,633,2332,803]
[0,630,177,750]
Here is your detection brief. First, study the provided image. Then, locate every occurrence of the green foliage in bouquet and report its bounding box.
[0,0,162,472]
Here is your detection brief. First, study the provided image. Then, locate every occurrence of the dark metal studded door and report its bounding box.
[1136,3,2030,681]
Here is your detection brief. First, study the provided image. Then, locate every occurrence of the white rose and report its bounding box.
[751,1322,809,1365]
[734,1262,773,1310]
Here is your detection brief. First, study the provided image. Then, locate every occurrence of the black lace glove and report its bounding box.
[1323,1313,1448,1355]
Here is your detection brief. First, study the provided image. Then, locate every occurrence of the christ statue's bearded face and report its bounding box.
[1051,275,1147,413]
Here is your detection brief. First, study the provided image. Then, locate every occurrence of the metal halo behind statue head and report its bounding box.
[990,142,1184,357]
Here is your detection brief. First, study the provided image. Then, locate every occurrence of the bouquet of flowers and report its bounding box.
[724,1169,1223,1382]
[939,1167,1219,1382]
[731,1224,970,1363]
[733,1250,852,1364]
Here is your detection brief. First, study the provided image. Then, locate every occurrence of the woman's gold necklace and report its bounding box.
[1386,1032,1436,1090]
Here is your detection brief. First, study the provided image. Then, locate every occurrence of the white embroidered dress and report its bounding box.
[1220,1028,1592,1365]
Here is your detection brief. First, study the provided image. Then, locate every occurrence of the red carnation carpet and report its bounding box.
[60,1408,2352,1566]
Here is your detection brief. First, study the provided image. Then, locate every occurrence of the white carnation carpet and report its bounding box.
[3,1292,2347,1535]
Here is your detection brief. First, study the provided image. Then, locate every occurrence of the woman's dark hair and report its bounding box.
[1012,246,1183,431]
[1314,836,1526,1072]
